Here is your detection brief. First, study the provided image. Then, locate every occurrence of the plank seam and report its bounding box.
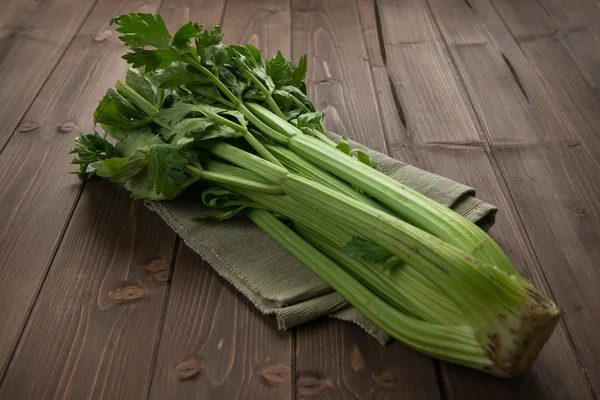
[433,360,448,400]
[373,0,387,64]
[500,52,530,102]
[144,237,180,400]
[357,0,391,155]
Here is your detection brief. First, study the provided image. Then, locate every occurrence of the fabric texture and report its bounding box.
[145,133,497,344]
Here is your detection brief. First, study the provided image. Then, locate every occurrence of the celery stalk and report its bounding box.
[247,209,502,374]
[202,145,559,375]
[245,102,516,275]
[264,143,387,212]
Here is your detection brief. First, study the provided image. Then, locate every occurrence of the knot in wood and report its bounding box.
[144,257,171,282]
[108,285,146,301]
[351,344,365,371]
[258,364,291,386]
[19,121,40,133]
[57,121,77,133]
[372,369,398,388]
[176,358,203,380]
[93,30,112,42]
[296,375,330,397]
[569,206,585,216]
[561,139,581,148]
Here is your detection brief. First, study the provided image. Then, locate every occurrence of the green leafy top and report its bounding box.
[267,51,307,89]
[110,13,172,49]
[70,132,115,177]
[111,13,207,72]
[72,13,326,200]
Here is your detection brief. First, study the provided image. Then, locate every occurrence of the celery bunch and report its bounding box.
[70,13,559,376]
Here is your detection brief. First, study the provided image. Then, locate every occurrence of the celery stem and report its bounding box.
[186,165,283,194]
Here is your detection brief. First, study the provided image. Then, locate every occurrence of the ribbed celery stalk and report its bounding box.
[235,186,465,326]
[204,142,560,375]
[295,222,465,326]
[201,163,463,325]
[244,102,516,275]
[281,174,559,374]
[247,208,496,373]
[199,162,464,325]
[264,143,387,212]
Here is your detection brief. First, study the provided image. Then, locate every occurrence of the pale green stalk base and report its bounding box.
[202,155,560,376]
[203,141,559,376]
[247,208,498,373]
[247,208,560,377]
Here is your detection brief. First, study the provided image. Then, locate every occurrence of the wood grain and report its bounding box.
[0,0,598,398]
[148,245,292,400]
[0,0,161,378]
[295,321,440,400]
[518,37,600,155]
[490,0,600,34]
[373,0,593,398]
[0,0,98,150]
[449,0,600,394]
[146,1,293,399]
[292,0,388,152]
[292,1,442,398]
[0,181,176,399]
[0,0,43,38]
[222,0,291,58]
[562,27,600,89]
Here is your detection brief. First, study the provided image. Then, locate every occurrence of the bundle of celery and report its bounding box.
[70,13,559,377]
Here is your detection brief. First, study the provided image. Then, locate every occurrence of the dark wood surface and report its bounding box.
[0,0,598,398]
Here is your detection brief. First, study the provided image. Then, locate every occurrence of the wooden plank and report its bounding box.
[292,1,442,398]
[0,0,162,378]
[0,0,44,35]
[489,0,600,134]
[221,0,291,58]
[357,0,411,161]
[292,0,388,152]
[467,0,600,157]
[562,27,600,89]
[0,182,176,399]
[517,37,600,154]
[373,0,594,398]
[418,0,599,396]
[0,0,98,150]
[544,0,600,27]
[489,0,600,93]
[148,246,292,399]
[146,1,293,398]
[492,0,600,33]
[464,0,600,391]
[295,321,440,399]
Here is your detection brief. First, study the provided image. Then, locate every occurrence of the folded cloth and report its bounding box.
[145,133,497,344]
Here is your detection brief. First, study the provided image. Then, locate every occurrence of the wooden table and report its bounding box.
[0,0,598,398]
